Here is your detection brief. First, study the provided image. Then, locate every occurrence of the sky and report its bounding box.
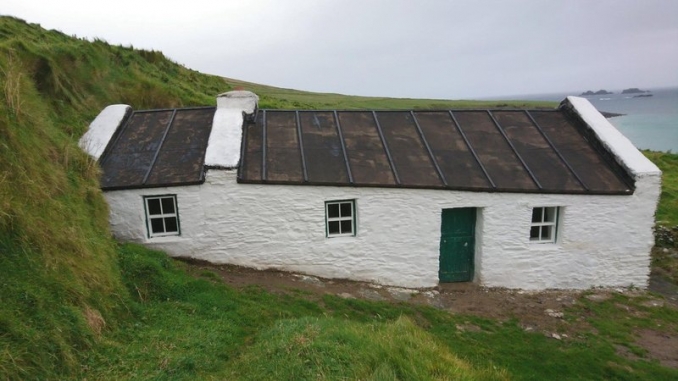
[3,0,678,99]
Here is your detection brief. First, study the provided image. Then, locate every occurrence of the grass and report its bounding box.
[644,151,678,284]
[644,151,678,226]
[0,14,677,380]
[77,244,678,380]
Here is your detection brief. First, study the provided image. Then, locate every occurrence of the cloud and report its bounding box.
[4,0,677,98]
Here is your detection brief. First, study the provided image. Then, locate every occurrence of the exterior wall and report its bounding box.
[105,169,660,290]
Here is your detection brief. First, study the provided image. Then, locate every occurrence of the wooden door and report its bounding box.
[439,208,476,282]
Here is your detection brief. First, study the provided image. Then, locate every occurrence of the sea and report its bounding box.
[492,87,678,153]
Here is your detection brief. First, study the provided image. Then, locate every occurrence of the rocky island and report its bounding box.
[579,89,613,96]
[621,87,648,94]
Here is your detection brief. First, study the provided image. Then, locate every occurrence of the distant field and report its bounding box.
[221,77,558,110]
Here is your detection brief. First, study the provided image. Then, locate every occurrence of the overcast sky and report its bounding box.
[4,0,678,99]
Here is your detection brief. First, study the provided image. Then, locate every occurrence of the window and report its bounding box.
[325,200,355,237]
[530,207,559,243]
[144,195,180,238]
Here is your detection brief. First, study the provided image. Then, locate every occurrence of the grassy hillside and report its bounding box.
[0,14,676,380]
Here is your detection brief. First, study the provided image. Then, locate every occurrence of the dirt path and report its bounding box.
[184,260,661,331]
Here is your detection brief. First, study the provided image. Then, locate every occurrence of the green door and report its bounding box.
[439,208,476,282]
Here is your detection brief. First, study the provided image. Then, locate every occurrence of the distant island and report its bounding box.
[621,87,649,94]
[580,89,613,96]
[600,111,625,118]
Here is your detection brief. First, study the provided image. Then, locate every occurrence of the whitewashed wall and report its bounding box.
[105,169,660,289]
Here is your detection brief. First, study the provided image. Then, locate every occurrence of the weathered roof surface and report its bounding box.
[239,109,634,194]
[99,107,215,190]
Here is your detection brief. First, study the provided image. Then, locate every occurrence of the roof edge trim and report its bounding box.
[563,96,661,179]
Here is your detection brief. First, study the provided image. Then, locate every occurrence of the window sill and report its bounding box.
[326,235,357,242]
[528,242,561,250]
[146,235,186,244]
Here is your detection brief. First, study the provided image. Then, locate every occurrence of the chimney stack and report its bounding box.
[204,91,258,168]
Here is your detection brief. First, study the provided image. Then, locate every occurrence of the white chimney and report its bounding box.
[204,90,259,168]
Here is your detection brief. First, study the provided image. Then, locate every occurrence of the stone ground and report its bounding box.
[182,258,678,368]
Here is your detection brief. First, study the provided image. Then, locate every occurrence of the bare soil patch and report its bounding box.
[635,329,678,368]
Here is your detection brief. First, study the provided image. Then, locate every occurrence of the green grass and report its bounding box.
[644,151,678,226]
[644,151,678,283]
[1,14,678,380]
[76,244,678,380]
[226,316,506,381]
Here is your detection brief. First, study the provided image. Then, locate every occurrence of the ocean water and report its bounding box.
[498,87,678,152]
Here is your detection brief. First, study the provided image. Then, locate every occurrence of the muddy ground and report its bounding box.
[182,259,678,368]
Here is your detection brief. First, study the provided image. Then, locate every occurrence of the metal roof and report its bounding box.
[238,108,634,194]
[99,107,215,190]
[98,103,634,195]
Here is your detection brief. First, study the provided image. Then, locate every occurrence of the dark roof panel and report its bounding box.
[452,111,538,191]
[529,111,631,193]
[265,111,303,182]
[299,111,349,184]
[145,108,215,186]
[242,112,263,181]
[338,112,396,186]
[414,111,492,189]
[101,152,156,189]
[99,107,215,190]
[492,111,583,192]
[375,112,442,187]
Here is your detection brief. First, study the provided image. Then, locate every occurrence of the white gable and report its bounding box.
[79,104,131,159]
[566,96,661,179]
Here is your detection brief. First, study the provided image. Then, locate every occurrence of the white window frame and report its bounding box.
[325,200,356,237]
[144,195,180,238]
[529,206,559,243]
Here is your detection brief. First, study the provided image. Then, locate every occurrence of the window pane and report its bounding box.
[530,226,540,239]
[150,218,165,234]
[164,217,178,233]
[544,207,556,223]
[148,198,161,215]
[340,220,353,234]
[340,202,352,217]
[541,226,552,240]
[328,221,340,235]
[328,204,339,218]
[161,197,175,214]
[531,208,542,223]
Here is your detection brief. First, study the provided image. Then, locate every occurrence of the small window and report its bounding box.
[530,206,559,243]
[325,200,355,237]
[144,195,180,238]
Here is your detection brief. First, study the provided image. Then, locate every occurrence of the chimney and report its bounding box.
[204,91,259,168]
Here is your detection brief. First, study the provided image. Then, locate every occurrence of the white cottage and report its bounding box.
[80,91,661,290]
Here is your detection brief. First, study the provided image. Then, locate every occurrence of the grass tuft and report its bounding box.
[227,316,508,380]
